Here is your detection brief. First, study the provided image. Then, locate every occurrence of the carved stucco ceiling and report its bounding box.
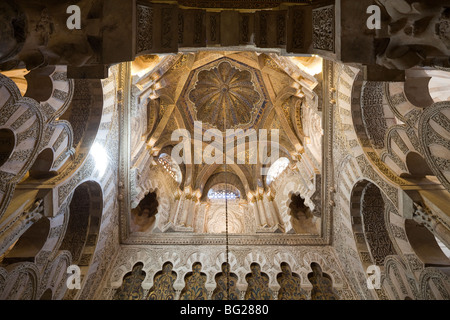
[126,51,328,240]
[179,57,269,131]
[139,51,312,196]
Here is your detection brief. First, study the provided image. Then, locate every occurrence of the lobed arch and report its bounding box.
[2,65,74,122]
[307,262,339,300]
[151,134,191,188]
[0,81,45,219]
[256,140,295,190]
[273,252,304,282]
[382,125,423,178]
[0,66,77,184]
[269,163,320,234]
[110,254,153,291]
[28,148,56,179]
[384,82,423,127]
[404,219,450,268]
[404,68,450,108]
[25,66,74,121]
[113,262,147,300]
[38,251,72,300]
[130,190,159,233]
[213,251,239,273]
[417,101,450,192]
[0,262,40,300]
[302,252,345,290]
[132,166,174,233]
[285,191,319,234]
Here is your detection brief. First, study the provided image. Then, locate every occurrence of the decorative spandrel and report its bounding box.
[244,263,274,300]
[308,263,339,300]
[212,263,240,300]
[113,263,146,300]
[147,262,177,300]
[277,262,306,300]
[180,262,208,300]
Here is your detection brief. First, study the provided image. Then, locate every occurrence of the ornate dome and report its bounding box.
[189,61,261,130]
[180,57,267,131]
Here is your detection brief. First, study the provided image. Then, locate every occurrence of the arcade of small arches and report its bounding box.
[113,261,337,300]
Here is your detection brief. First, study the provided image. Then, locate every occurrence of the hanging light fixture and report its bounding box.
[225,161,230,300]
[224,92,230,301]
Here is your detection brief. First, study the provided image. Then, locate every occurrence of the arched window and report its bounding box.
[158,153,182,184]
[207,184,240,200]
[266,157,289,185]
[205,184,244,233]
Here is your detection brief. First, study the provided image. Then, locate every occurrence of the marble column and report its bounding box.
[256,195,268,227]
[249,197,261,228]
[267,194,282,226]
[178,194,190,227]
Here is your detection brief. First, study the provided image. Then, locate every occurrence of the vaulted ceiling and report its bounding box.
[133,51,320,197]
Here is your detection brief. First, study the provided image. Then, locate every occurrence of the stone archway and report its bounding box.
[287,193,317,234]
[59,181,103,273]
[130,191,159,233]
[0,217,50,265]
[28,148,55,179]
[350,180,396,268]
[308,262,339,300]
[404,152,435,178]
[405,219,450,268]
